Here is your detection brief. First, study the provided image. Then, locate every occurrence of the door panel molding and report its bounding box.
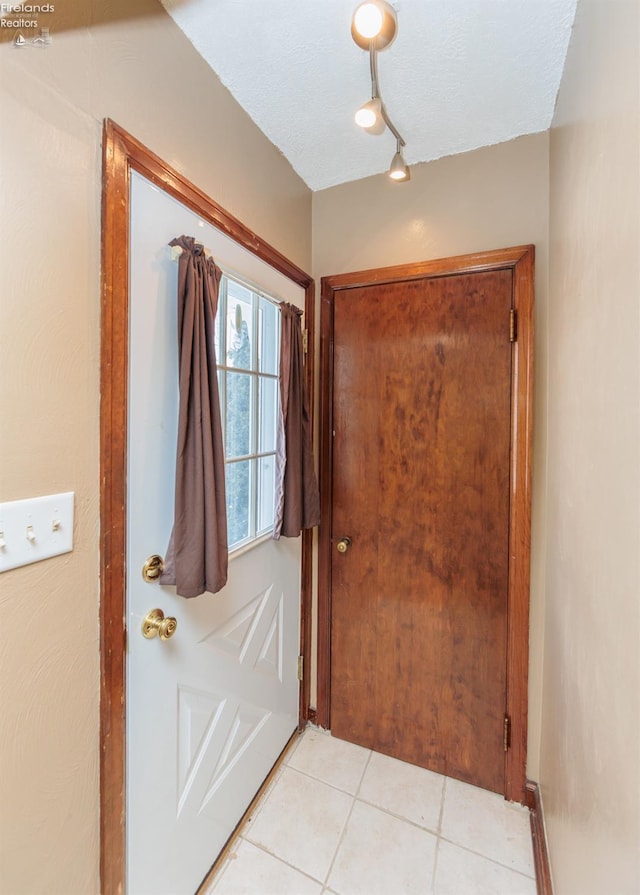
[100,119,315,894]
[317,245,534,804]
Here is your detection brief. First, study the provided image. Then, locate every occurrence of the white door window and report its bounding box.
[217,278,280,550]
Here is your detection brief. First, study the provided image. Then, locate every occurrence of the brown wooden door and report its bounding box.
[330,268,513,794]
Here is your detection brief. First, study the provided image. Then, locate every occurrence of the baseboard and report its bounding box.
[526,780,553,895]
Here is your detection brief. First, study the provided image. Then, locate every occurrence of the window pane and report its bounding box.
[216,278,282,552]
[259,376,278,453]
[226,282,253,370]
[257,455,276,534]
[226,372,252,458]
[226,460,252,548]
[258,296,279,375]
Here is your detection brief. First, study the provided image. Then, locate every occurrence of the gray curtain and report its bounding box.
[273,302,321,538]
[159,235,228,597]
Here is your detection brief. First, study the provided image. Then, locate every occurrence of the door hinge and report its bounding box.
[509,309,517,343]
[302,328,309,354]
[297,655,304,681]
[503,715,511,752]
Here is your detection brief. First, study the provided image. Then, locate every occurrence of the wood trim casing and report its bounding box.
[100,119,315,894]
[526,781,554,895]
[317,246,534,804]
[505,246,535,802]
[100,122,130,895]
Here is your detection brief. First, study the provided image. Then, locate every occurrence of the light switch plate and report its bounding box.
[0,492,74,573]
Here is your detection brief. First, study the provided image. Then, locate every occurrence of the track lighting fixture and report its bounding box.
[389,141,410,181]
[354,97,385,134]
[350,1,410,183]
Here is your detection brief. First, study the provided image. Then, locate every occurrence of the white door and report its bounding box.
[127,173,303,895]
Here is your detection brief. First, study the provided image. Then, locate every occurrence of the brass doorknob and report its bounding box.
[336,537,352,554]
[142,608,177,640]
[142,554,164,582]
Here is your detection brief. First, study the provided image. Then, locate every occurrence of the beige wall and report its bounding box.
[541,1,640,892]
[0,2,311,892]
[311,132,551,779]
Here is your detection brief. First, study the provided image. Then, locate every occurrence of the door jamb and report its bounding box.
[100,119,315,894]
[316,246,534,803]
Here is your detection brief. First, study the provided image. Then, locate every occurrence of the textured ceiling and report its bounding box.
[161,0,577,191]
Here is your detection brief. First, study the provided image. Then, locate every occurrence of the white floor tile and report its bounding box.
[440,778,534,876]
[359,750,444,832]
[327,799,437,895]
[206,733,538,895]
[434,840,537,895]
[287,729,371,795]
[245,766,353,882]
[212,839,323,894]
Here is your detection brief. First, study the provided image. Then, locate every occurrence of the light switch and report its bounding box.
[0,492,74,573]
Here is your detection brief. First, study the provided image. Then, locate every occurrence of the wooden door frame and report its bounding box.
[100,119,315,894]
[316,246,534,804]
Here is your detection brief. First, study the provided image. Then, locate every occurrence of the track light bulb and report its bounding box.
[389,148,410,181]
[354,97,385,134]
[353,2,383,39]
[351,1,398,50]
[354,102,377,128]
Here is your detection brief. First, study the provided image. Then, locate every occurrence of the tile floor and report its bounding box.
[205,727,537,895]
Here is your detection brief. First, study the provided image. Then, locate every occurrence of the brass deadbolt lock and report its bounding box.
[142,554,164,583]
